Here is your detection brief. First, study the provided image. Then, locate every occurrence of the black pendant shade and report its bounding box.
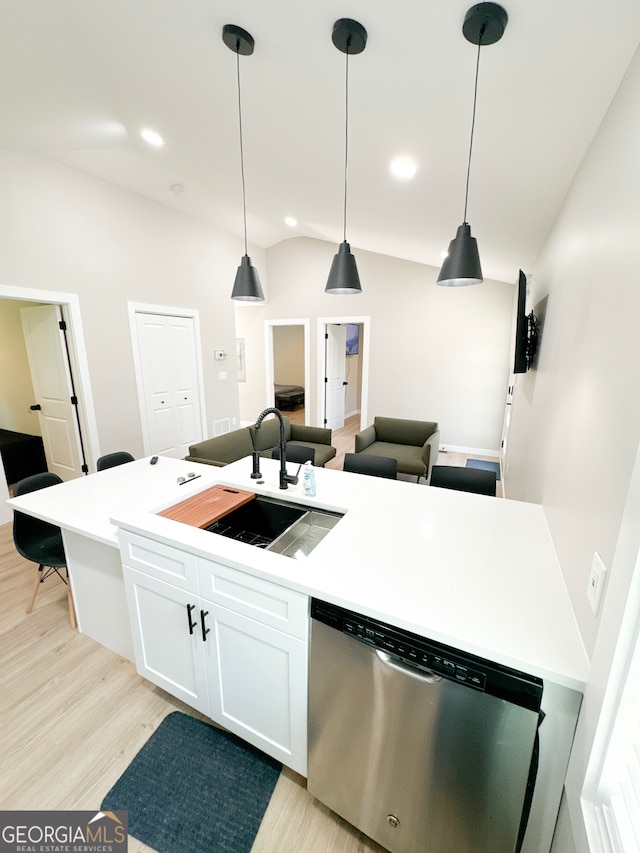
[437,224,482,287]
[231,254,264,301]
[326,241,362,295]
[223,24,265,303]
[325,18,367,295]
[437,3,507,288]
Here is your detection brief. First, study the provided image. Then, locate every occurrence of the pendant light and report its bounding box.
[325,18,367,295]
[437,3,508,287]
[223,24,264,302]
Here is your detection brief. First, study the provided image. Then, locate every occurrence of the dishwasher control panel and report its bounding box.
[344,615,487,691]
[312,598,543,712]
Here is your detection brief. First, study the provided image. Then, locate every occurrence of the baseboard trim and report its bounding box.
[438,444,501,459]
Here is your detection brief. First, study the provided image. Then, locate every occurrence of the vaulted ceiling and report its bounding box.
[3,0,640,284]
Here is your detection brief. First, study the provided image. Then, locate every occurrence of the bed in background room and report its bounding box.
[274,384,305,409]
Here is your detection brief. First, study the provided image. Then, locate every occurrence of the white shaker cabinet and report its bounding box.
[123,566,210,716]
[119,530,309,775]
[205,601,308,773]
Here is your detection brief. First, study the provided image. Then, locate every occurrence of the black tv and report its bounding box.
[514,269,538,373]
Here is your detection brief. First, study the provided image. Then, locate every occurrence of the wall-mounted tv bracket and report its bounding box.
[526,312,539,369]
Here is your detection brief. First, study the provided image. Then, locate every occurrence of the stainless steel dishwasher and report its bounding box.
[308,599,544,853]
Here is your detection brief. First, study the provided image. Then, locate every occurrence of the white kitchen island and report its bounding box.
[7,454,589,853]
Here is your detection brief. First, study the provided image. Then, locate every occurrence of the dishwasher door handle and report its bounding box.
[375,649,442,683]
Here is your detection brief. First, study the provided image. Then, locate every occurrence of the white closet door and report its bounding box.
[134,312,204,458]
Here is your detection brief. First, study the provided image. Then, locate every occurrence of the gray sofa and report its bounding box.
[354,416,440,482]
[185,416,336,468]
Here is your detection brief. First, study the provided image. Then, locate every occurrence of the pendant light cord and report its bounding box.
[236,48,248,256]
[342,49,350,243]
[463,37,482,225]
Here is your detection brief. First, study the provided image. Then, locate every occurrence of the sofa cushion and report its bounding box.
[249,417,336,466]
[287,440,335,467]
[374,417,438,446]
[186,416,337,469]
[249,416,292,453]
[187,429,253,466]
[358,441,426,476]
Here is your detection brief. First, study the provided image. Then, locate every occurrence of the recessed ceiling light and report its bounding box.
[140,128,164,148]
[284,216,297,227]
[390,157,417,181]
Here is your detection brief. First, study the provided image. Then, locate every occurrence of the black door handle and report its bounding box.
[30,404,42,411]
[200,609,210,641]
[186,603,197,635]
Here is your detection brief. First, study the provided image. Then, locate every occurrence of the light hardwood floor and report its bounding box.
[0,520,386,853]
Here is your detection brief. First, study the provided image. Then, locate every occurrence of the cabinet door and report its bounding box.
[123,566,209,716]
[205,602,308,775]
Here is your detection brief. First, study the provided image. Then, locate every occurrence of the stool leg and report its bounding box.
[27,565,44,614]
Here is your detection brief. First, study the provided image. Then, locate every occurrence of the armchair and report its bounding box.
[354,416,440,482]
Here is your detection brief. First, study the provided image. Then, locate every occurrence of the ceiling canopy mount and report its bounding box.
[222,24,255,56]
[331,18,368,55]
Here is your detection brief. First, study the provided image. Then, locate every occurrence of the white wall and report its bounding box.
[273,325,304,386]
[237,236,514,453]
[505,43,640,852]
[0,149,263,456]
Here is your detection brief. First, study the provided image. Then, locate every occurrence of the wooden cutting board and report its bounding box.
[157,484,255,528]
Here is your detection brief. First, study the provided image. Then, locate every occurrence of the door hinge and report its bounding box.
[325,332,328,340]
[59,320,67,331]
[70,395,78,405]
[81,463,89,474]
[324,418,328,425]
[324,376,328,383]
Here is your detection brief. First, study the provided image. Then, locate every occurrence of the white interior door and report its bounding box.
[20,304,84,481]
[134,312,204,458]
[325,325,347,430]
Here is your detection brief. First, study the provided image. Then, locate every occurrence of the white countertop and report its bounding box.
[8,455,589,691]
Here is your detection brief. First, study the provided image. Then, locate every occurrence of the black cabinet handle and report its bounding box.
[30,404,42,411]
[186,603,197,635]
[200,609,210,642]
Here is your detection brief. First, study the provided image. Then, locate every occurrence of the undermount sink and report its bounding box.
[205,495,343,559]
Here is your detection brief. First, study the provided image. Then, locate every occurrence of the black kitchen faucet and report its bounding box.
[251,407,298,490]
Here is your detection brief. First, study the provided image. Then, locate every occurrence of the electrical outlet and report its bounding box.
[587,551,607,615]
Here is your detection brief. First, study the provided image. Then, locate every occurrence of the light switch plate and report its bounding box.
[587,551,607,615]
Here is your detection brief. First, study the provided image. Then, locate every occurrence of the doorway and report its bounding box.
[266,320,311,424]
[20,304,88,481]
[0,285,98,522]
[317,316,370,431]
